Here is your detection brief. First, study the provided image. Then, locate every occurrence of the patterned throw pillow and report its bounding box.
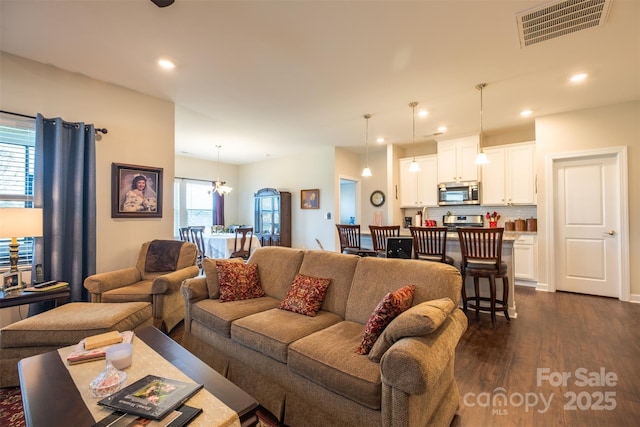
[217,261,265,302]
[279,274,331,317]
[355,285,416,355]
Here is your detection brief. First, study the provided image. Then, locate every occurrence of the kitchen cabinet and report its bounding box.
[399,155,438,207]
[437,135,479,183]
[254,188,291,247]
[514,233,537,284]
[482,141,536,205]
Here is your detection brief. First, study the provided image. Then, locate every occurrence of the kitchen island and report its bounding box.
[362,230,518,318]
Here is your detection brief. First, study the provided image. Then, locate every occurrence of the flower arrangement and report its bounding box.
[486,211,500,222]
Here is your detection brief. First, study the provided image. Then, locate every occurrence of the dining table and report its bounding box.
[203,232,261,259]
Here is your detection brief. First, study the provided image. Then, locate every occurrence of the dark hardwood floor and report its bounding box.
[170,286,640,426]
[455,286,640,426]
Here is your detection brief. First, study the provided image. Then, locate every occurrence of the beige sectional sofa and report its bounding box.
[180,246,468,427]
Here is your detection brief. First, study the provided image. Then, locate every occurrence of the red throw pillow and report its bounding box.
[279,274,331,317]
[217,262,265,302]
[356,285,416,355]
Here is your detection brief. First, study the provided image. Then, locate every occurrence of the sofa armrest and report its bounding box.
[181,276,209,303]
[83,267,142,296]
[380,309,467,395]
[151,265,200,294]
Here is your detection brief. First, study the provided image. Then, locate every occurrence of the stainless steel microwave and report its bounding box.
[438,182,480,206]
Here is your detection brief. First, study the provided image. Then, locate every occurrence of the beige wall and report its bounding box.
[535,101,640,297]
[238,145,336,251]
[0,52,176,274]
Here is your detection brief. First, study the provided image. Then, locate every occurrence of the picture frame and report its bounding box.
[301,189,320,209]
[111,163,163,218]
[2,271,21,291]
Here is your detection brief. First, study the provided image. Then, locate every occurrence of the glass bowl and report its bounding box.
[89,362,127,398]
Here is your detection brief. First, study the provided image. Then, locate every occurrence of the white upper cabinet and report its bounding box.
[399,155,438,207]
[437,135,479,183]
[481,141,536,205]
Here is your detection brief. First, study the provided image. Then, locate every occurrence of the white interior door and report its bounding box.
[553,153,620,297]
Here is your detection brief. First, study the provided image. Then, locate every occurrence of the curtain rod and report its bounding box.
[0,109,108,135]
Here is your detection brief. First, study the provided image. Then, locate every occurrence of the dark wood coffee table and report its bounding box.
[18,325,258,427]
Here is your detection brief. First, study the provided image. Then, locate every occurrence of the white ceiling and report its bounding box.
[1,0,638,165]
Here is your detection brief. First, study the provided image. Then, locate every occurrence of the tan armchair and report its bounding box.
[84,240,199,332]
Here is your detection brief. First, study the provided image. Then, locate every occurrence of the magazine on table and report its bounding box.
[92,404,202,427]
[66,331,135,365]
[97,375,203,421]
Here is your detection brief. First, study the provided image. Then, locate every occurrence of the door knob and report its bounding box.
[606,230,615,235]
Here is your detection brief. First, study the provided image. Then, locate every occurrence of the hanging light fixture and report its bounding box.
[212,145,232,195]
[361,114,372,177]
[408,101,420,172]
[475,83,489,165]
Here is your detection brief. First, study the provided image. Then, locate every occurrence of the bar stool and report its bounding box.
[369,225,400,257]
[457,227,510,328]
[409,226,454,265]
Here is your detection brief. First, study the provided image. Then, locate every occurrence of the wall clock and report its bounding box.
[370,190,385,207]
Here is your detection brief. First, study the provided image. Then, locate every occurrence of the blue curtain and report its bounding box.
[32,114,96,306]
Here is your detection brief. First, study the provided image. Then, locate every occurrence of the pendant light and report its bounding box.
[212,145,232,195]
[361,114,372,177]
[408,101,420,172]
[475,83,489,165]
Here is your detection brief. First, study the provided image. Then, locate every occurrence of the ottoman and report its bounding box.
[0,302,152,388]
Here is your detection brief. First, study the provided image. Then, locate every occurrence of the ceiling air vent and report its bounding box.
[516,0,613,48]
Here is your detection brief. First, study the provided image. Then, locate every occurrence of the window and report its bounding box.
[173,178,214,236]
[0,113,37,269]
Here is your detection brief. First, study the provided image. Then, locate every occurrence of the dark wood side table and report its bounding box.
[18,325,259,427]
[0,287,70,310]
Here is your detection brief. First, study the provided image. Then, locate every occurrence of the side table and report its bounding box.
[0,287,70,310]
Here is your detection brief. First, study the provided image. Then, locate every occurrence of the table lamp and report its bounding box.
[0,208,43,273]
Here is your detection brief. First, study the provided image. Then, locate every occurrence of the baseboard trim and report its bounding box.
[535,282,550,292]
[629,293,640,303]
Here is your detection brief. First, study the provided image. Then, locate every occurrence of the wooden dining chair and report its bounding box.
[189,226,206,268]
[335,224,362,254]
[179,227,191,242]
[457,227,510,328]
[409,226,454,265]
[369,225,400,257]
[231,227,254,260]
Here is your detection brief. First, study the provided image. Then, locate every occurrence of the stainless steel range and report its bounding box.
[442,214,484,231]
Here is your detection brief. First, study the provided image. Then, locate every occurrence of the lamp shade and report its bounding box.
[0,208,43,238]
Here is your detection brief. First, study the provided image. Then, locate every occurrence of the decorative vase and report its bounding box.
[489,221,498,228]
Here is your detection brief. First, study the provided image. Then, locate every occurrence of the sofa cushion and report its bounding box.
[345,257,462,324]
[247,247,305,299]
[279,274,331,317]
[297,251,359,318]
[368,297,456,362]
[231,308,342,363]
[218,262,266,302]
[191,297,281,337]
[356,285,415,355]
[203,257,244,299]
[288,321,382,410]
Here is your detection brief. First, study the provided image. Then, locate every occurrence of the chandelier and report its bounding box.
[361,114,372,177]
[213,145,232,195]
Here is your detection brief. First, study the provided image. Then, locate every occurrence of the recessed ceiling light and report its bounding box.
[376,137,385,143]
[569,73,587,82]
[520,110,533,117]
[158,58,176,69]
[437,126,447,133]
[418,110,429,117]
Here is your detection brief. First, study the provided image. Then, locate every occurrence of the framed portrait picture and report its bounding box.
[301,189,320,209]
[111,163,163,218]
[2,271,21,291]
